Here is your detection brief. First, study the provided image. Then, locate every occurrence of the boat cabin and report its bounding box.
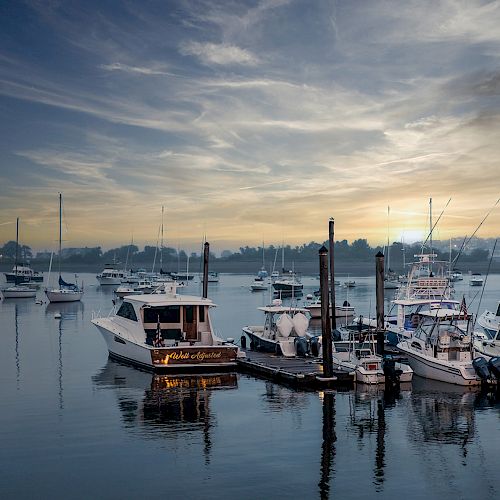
[116,289,215,347]
[410,312,473,362]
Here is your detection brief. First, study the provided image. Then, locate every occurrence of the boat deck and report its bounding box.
[237,349,354,388]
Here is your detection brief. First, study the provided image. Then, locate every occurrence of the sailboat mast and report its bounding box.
[386,205,390,273]
[160,205,164,271]
[58,193,62,278]
[15,217,19,280]
[429,197,433,257]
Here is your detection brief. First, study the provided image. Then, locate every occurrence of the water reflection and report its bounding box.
[409,376,477,455]
[93,361,237,462]
[15,304,20,388]
[318,391,336,500]
[45,300,84,320]
[346,385,409,493]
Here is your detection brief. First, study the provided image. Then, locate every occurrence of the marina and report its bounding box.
[2,269,500,498]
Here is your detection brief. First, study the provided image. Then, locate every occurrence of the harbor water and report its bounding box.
[1,273,500,499]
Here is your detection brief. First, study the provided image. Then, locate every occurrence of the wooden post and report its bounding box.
[375,251,385,356]
[202,242,209,298]
[319,246,333,377]
[328,218,336,330]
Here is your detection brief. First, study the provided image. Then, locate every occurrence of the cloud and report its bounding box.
[179,41,258,65]
[100,63,171,76]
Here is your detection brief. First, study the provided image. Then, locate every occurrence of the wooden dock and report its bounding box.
[237,349,354,388]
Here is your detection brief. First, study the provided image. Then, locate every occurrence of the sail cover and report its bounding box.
[58,275,78,290]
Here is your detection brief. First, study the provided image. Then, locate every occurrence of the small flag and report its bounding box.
[153,314,163,347]
[459,296,468,316]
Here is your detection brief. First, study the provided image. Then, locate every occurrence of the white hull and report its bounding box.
[45,289,83,303]
[1,288,37,298]
[306,304,355,319]
[397,341,480,386]
[94,323,237,370]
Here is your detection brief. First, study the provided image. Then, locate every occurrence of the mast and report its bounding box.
[14,217,19,281]
[58,193,62,278]
[160,206,164,272]
[386,205,390,275]
[281,240,284,273]
[429,197,433,274]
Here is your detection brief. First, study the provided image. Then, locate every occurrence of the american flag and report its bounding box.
[459,296,468,316]
[153,314,163,347]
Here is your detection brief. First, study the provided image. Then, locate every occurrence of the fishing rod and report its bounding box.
[452,197,500,268]
[473,238,497,329]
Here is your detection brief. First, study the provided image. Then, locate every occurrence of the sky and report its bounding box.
[1,0,500,253]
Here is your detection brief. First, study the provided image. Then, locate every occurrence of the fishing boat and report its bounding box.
[92,282,240,371]
[469,273,484,287]
[1,218,37,299]
[357,253,459,345]
[45,194,83,303]
[305,298,355,318]
[343,280,356,288]
[96,265,127,285]
[396,310,481,386]
[477,302,500,338]
[242,300,309,357]
[307,326,413,384]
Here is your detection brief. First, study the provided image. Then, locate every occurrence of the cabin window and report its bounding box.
[143,306,180,324]
[199,305,205,322]
[116,302,138,322]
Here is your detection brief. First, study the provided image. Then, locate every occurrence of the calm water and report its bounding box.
[1,272,500,499]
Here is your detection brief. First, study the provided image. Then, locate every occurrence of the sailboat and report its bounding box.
[1,218,37,299]
[45,194,84,303]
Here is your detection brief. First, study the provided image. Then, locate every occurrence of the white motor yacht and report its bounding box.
[4,264,43,283]
[96,266,127,285]
[92,283,241,371]
[397,310,481,386]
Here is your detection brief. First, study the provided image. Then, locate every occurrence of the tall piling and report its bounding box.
[375,251,385,356]
[328,218,336,330]
[202,241,209,299]
[319,246,333,377]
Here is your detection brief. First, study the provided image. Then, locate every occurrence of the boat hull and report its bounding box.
[1,288,37,298]
[45,290,83,303]
[243,327,297,356]
[97,277,122,285]
[306,304,355,319]
[397,342,481,386]
[94,323,238,371]
[5,273,43,283]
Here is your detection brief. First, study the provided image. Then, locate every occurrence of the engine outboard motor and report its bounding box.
[332,329,342,342]
[472,357,491,381]
[295,337,308,357]
[310,336,320,358]
[487,357,500,380]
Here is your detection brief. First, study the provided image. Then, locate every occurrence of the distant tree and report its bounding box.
[0,241,32,260]
[220,250,233,259]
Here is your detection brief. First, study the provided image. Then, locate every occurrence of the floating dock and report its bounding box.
[237,349,354,388]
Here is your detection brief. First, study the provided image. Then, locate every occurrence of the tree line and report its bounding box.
[0,238,492,270]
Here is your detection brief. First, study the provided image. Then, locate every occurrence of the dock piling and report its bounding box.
[319,245,333,378]
[202,242,209,298]
[328,218,336,330]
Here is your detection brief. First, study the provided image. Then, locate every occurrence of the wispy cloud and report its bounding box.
[100,62,172,76]
[179,41,258,66]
